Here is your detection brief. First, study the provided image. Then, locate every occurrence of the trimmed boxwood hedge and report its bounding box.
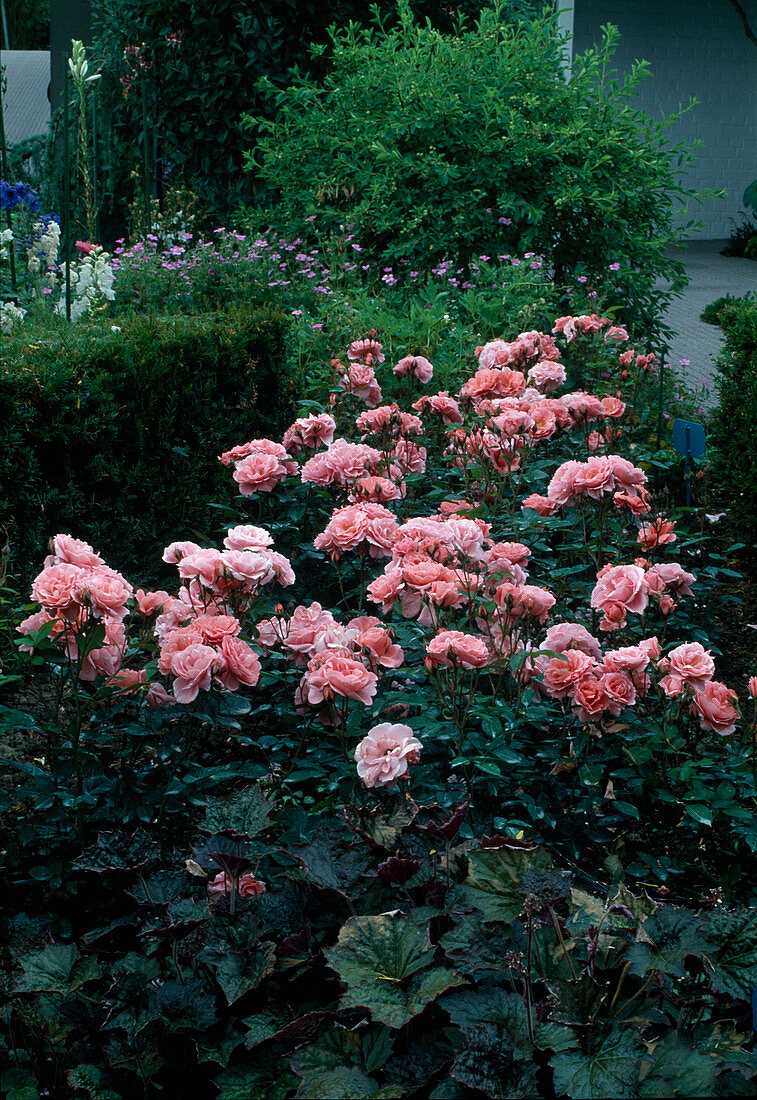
[709,294,757,538]
[0,305,296,582]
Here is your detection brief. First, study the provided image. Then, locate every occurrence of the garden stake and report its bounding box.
[62,53,72,322]
[0,65,17,294]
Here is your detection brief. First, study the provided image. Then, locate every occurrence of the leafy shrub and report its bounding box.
[0,306,296,580]
[245,2,703,341]
[700,294,742,326]
[709,293,757,537]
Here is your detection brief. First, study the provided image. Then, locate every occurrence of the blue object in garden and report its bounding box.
[0,180,41,211]
[672,419,706,508]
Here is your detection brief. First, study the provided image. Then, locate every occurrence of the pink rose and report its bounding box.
[50,533,104,568]
[358,626,404,669]
[135,589,172,616]
[170,642,217,703]
[233,453,289,495]
[223,524,274,551]
[591,564,649,617]
[208,871,265,901]
[521,494,561,517]
[541,649,594,699]
[571,675,612,722]
[543,622,602,660]
[31,563,84,619]
[394,354,434,383]
[355,722,423,788]
[692,681,739,736]
[667,642,715,689]
[305,653,378,706]
[216,635,262,690]
[425,630,489,670]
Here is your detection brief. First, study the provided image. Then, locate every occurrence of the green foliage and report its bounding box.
[0,305,295,580]
[709,293,757,539]
[245,3,703,340]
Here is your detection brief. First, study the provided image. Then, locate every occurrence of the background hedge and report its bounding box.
[709,294,757,538]
[0,306,295,581]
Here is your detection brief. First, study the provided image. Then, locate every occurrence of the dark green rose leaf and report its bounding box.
[156,976,217,1031]
[72,828,160,875]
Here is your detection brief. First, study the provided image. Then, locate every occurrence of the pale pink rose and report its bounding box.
[265,551,295,587]
[547,461,584,506]
[603,645,649,674]
[178,549,226,589]
[692,681,739,736]
[340,363,383,406]
[445,516,485,561]
[527,360,566,393]
[591,564,649,616]
[77,566,133,621]
[478,339,515,369]
[223,524,274,551]
[31,563,84,619]
[561,391,605,423]
[220,549,275,588]
[552,315,578,342]
[541,650,594,699]
[645,562,695,598]
[281,603,336,662]
[391,440,427,475]
[215,634,262,690]
[608,455,647,490]
[106,668,147,696]
[412,391,464,424]
[146,682,174,707]
[50,533,104,568]
[425,630,489,670]
[233,453,289,495]
[135,589,172,616]
[355,722,423,788]
[521,494,561,517]
[79,619,126,681]
[602,670,637,712]
[659,672,686,698]
[349,476,404,503]
[170,642,217,703]
[542,622,602,661]
[601,395,626,418]
[394,354,434,383]
[208,871,265,901]
[159,624,207,675]
[667,642,715,689]
[162,540,202,564]
[305,653,378,706]
[639,636,662,661]
[301,439,381,488]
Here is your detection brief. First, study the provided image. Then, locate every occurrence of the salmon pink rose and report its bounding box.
[355,723,423,788]
[233,453,289,495]
[394,354,434,383]
[692,680,739,736]
[223,524,274,551]
[50,533,104,568]
[170,642,216,703]
[31,563,84,620]
[591,564,649,617]
[666,642,715,689]
[216,635,262,690]
[208,871,265,901]
[305,653,378,706]
[425,630,489,670]
[541,649,594,699]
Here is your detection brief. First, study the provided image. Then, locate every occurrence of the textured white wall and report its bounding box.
[572,0,757,239]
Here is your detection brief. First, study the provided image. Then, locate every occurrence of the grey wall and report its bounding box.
[572,0,757,239]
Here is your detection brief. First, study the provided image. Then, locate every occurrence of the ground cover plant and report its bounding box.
[2,308,756,1096]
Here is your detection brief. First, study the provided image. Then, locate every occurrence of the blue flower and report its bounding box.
[0,180,41,212]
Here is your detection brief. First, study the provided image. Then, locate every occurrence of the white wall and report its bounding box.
[572,0,757,239]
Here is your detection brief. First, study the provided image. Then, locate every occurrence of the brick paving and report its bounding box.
[659,240,756,407]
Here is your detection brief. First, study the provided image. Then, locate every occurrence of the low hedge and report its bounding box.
[0,306,295,582]
[709,293,757,537]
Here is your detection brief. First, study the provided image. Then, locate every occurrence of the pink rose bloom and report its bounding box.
[602,670,637,712]
[667,642,715,689]
[601,395,626,418]
[158,625,205,675]
[645,562,696,598]
[220,549,275,588]
[425,630,489,670]
[215,635,262,690]
[478,339,515,369]
[355,722,423,788]
[77,566,133,621]
[591,564,649,616]
[561,391,605,424]
[349,476,404,503]
[50,533,104,568]
[614,489,652,516]
[208,871,265,901]
[541,649,594,699]
[571,675,612,722]
[281,603,336,662]
[78,619,126,681]
[413,391,464,424]
[553,315,578,342]
[692,681,739,736]
[391,440,427,475]
[547,460,584,506]
[31,563,84,619]
[460,367,526,403]
[106,668,147,696]
[527,360,566,393]
[394,354,434,383]
[191,613,241,647]
[135,589,172,616]
[603,645,649,674]
[146,682,174,707]
[223,524,274,551]
[494,582,555,624]
[340,363,383,406]
[347,337,385,364]
[521,494,561,517]
[305,653,378,706]
[170,642,217,703]
[542,622,602,661]
[608,455,647,490]
[604,325,629,342]
[358,625,404,669]
[301,438,381,488]
[162,540,202,564]
[573,456,615,499]
[366,568,405,613]
[233,453,289,495]
[282,412,336,454]
[16,609,65,652]
[178,549,226,590]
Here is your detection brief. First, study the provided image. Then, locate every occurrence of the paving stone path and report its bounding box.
[659,240,755,408]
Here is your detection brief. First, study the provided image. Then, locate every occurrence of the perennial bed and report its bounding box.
[2,315,756,1097]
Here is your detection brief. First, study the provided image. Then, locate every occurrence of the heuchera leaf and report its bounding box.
[291,1026,397,1099]
[16,943,100,996]
[705,908,757,1000]
[626,907,712,979]
[72,828,160,875]
[638,1034,717,1097]
[204,784,273,839]
[324,913,464,1028]
[550,1028,641,1099]
[450,1023,538,1099]
[464,845,552,923]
